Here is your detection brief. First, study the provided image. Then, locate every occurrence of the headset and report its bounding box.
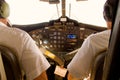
[0,0,10,18]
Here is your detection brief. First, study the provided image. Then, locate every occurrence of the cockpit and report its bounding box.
[1,0,113,80]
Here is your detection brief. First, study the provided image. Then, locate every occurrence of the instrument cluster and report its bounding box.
[29,18,98,54]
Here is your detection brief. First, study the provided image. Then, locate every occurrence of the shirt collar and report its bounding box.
[0,22,7,27]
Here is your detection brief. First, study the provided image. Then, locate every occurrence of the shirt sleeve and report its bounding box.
[67,30,110,79]
[20,32,50,80]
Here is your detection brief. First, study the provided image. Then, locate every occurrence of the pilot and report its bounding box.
[67,0,117,79]
[0,0,50,80]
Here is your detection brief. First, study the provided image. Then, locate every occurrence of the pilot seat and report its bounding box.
[0,45,23,80]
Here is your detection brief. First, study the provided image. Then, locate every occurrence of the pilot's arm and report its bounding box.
[21,32,50,80]
[67,30,110,80]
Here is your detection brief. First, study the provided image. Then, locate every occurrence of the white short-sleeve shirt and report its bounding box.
[67,30,111,79]
[0,22,50,80]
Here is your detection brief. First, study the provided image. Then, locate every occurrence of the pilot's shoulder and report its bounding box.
[95,30,111,36]
[87,30,111,41]
[12,27,27,34]
[12,27,30,37]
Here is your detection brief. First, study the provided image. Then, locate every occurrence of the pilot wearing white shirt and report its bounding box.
[67,0,116,79]
[0,0,50,80]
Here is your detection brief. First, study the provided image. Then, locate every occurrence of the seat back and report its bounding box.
[90,50,106,80]
[0,45,23,80]
[0,51,7,80]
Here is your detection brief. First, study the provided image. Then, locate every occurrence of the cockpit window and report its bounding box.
[6,0,106,27]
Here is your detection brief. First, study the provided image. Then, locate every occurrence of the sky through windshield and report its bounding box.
[6,0,107,27]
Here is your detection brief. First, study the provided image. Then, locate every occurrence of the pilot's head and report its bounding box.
[0,0,10,18]
[0,0,10,25]
[103,0,117,29]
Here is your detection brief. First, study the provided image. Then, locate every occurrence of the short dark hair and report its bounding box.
[103,0,117,21]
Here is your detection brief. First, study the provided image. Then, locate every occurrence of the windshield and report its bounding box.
[6,0,107,27]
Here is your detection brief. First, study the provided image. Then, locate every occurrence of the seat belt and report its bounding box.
[0,52,7,80]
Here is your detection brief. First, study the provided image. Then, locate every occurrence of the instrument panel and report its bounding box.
[29,17,100,54]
